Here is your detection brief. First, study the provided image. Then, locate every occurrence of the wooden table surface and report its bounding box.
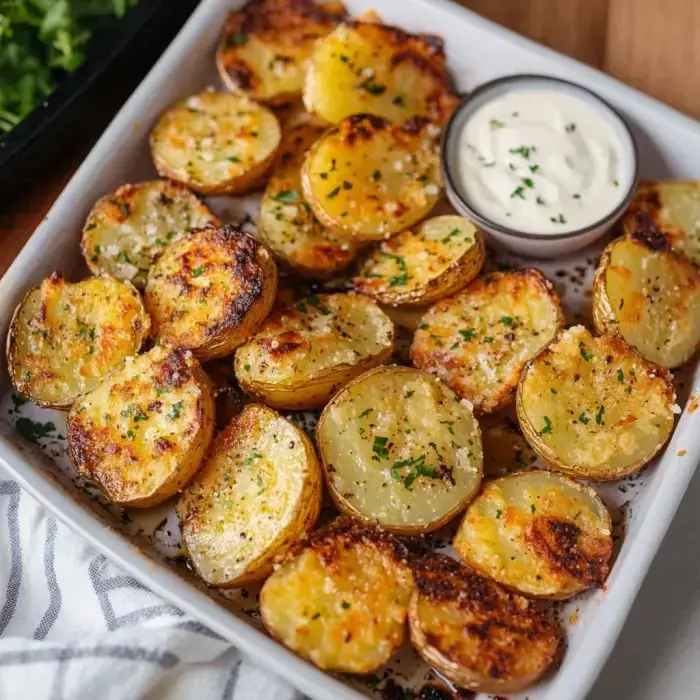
[1,0,698,274]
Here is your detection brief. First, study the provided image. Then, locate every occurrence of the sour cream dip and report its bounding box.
[455,89,630,235]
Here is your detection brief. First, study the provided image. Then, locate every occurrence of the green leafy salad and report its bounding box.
[0,0,140,134]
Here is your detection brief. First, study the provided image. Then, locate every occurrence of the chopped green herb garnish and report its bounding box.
[459,329,476,341]
[579,413,589,425]
[227,33,247,46]
[271,189,299,203]
[617,369,625,382]
[510,185,526,199]
[327,186,341,199]
[359,408,373,418]
[166,401,184,421]
[595,405,605,425]
[489,119,505,130]
[500,315,514,326]
[579,343,593,361]
[372,436,390,459]
[540,416,553,434]
[191,266,206,278]
[359,78,386,95]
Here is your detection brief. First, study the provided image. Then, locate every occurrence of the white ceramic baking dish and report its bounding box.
[1,1,699,699]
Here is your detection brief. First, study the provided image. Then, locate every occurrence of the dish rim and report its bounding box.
[0,2,699,700]
[440,73,640,241]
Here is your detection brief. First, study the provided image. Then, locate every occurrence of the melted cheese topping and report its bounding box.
[454,471,612,598]
[519,325,676,478]
[302,114,442,240]
[67,345,214,506]
[304,22,457,124]
[9,275,150,407]
[82,180,217,288]
[598,235,700,368]
[260,521,413,673]
[150,91,281,193]
[354,215,484,306]
[258,122,358,277]
[178,404,320,587]
[235,293,393,398]
[411,269,562,413]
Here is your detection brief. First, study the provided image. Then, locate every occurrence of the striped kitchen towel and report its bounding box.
[0,469,301,700]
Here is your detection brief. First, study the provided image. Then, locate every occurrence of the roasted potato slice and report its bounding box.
[145,225,278,361]
[303,21,457,124]
[67,346,214,507]
[81,180,218,288]
[409,554,562,693]
[301,114,442,240]
[454,470,613,599]
[354,215,485,306]
[260,517,414,673]
[7,274,150,409]
[217,0,346,105]
[411,269,564,414]
[517,325,676,480]
[234,293,393,410]
[623,180,700,265]
[317,365,483,534]
[177,403,321,587]
[258,121,359,277]
[592,227,700,368]
[150,91,281,195]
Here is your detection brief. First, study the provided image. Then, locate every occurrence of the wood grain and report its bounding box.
[2,0,700,276]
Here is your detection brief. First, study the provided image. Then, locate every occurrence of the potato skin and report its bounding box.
[149,91,281,195]
[260,517,414,674]
[303,20,458,124]
[411,269,564,414]
[177,403,321,587]
[234,293,394,410]
[453,471,613,599]
[257,121,359,278]
[67,345,215,508]
[7,273,150,409]
[145,225,278,361]
[354,216,485,307]
[301,114,442,240]
[408,554,562,694]
[316,365,483,534]
[217,0,346,105]
[592,226,700,369]
[81,179,218,289]
[622,180,700,266]
[516,325,676,480]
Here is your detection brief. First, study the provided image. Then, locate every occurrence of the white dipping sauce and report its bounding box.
[456,90,629,234]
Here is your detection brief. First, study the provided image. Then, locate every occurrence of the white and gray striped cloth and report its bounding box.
[0,467,302,700]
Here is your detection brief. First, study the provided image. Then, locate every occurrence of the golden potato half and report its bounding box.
[623,180,700,265]
[7,274,150,409]
[409,554,562,693]
[260,517,414,674]
[354,216,485,306]
[150,91,281,195]
[81,179,218,289]
[258,121,359,278]
[145,225,278,361]
[177,403,322,587]
[411,269,564,414]
[593,228,700,368]
[303,21,457,124]
[517,325,676,480]
[234,293,393,410]
[217,0,346,105]
[67,345,214,507]
[454,471,613,599]
[301,114,442,240]
[317,365,483,534]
